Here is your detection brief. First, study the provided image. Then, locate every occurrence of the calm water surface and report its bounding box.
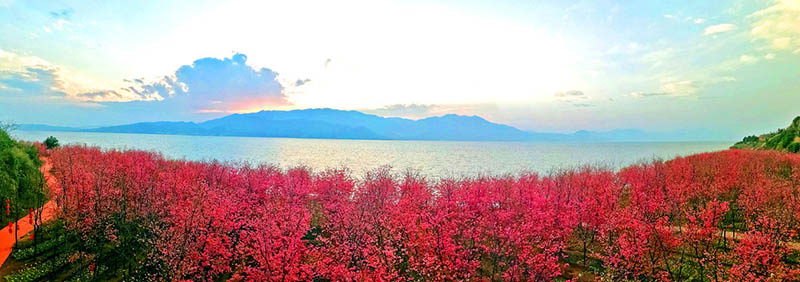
[13,131,731,177]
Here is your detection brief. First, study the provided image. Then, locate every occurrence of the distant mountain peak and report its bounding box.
[65,108,531,141]
[17,108,694,142]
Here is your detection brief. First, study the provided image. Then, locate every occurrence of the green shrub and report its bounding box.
[11,235,68,260]
[788,142,800,153]
[4,252,72,282]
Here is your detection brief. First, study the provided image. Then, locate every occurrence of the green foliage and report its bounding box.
[11,235,68,260]
[5,211,160,281]
[788,142,800,153]
[44,136,59,149]
[86,214,161,281]
[67,265,106,282]
[4,221,89,282]
[0,130,14,149]
[3,252,72,282]
[0,128,46,224]
[780,130,796,147]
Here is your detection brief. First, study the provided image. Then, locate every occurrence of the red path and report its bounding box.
[0,157,58,267]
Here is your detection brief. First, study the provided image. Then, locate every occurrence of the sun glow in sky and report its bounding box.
[1,0,799,138]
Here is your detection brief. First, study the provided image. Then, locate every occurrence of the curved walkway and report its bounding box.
[0,157,58,267]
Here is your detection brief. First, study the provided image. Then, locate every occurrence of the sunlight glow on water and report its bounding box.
[14,131,732,178]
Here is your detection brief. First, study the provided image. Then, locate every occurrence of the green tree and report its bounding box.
[741,135,758,143]
[44,136,59,149]
[0,128,47,247]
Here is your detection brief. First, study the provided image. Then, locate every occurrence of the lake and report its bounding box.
[13,130,732,178]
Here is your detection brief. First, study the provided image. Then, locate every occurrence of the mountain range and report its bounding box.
[18,108,699,142]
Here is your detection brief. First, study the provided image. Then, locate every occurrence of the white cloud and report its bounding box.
[52,19,71,31]
[660,80,700,96]
[704,24,737,35]
[750,0,800,51]
[362,103,496,119]
[117,53,287,113]
[765,53,776,60]
[739,55,759,64]
[363,104,435,119]
[631,79,700,99]
[694,18,706,24]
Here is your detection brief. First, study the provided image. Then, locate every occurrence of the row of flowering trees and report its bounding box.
[47,145,800,281]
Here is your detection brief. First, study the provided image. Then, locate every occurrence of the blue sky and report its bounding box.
[0,0,799,139]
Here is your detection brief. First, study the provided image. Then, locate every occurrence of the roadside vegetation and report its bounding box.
[0,126,47,241]
[0,126,51,281]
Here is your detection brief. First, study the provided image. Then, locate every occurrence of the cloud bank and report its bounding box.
[139,53,287,113]
[2,50,289,116]
[1,51,291,123]
[750,0,800,52]
[0,49,150,102]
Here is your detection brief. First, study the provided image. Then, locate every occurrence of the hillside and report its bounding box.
[733,116,800,153]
